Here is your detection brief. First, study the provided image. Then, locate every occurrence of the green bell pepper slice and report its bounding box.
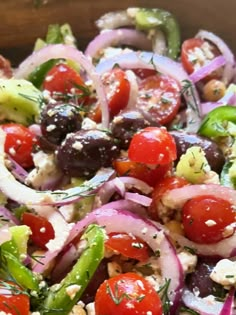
[42,224,105,314]
[134,8,181,59]
[198,105,236,138]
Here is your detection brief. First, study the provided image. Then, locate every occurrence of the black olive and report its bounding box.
[170,130,225,173]
[40,103,83,145]
[186,257,226,298]
[56,129,119,177]
[110,110,151,149]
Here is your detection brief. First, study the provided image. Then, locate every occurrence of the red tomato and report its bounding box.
[182,195,236,244]
[132,68,157,79]
[128,127,177,165]
[95,272,163,315]
[136,74,181,125]
[42,63,88,98]
[181,38,220,75]
[106,233,150,262]
[113,157,171,187]
[89,68,130,122]
[22,213,55,249]
[1,123,38,168]
[0,281,30,315]
[148,176,190,221]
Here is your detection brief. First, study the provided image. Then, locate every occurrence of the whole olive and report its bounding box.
[186,257,225,298]
[40,103,83,145]
[110,110,151,149]
[170,130,225,173]
[56,129,119,177]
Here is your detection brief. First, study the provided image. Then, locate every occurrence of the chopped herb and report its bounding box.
[106,282,131,305]
[158,278,171,315]
[179,306,200,315]
[183,246,197,255]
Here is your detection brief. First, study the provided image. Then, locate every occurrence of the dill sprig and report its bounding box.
[158,278,171,315]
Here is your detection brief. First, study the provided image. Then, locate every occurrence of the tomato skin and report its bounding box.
[128,127,177,165]
[182,195,236,244]
[136,74,181,125]
[42,63,87,96]
[22,213,55,249]
[1,123,38,168]
[148,176,189,221]
[89,68,130,122]
[113,157,171,187]
[0,281,30,315]
[95,272,163,315]
[106,233,150,262]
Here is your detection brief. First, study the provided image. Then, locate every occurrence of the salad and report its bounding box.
[0,6,236,315]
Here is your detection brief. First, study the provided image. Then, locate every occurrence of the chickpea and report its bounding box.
[203,79,226,102]
[165,220,184,236]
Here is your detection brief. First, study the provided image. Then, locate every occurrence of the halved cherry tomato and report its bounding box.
[181,38,220,75]
[136,74,181,125]
[132,68,157,79]
[113,157,171,187]
[22,213,55,249]
[42,63,88,99]
[148,176,190,221]
[128,127,177,165]
[182,195,236,244]
[95,272,163,315]
[1,123,38,169]
[89,68,130,122]
[0,280,30,315]
[106,233,150,262]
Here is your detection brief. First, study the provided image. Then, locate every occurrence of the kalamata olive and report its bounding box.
[110,110,151,149]
[170,130,225,173]
[186,257,225,298]
[56,129,119,177]
[40,103,83,145]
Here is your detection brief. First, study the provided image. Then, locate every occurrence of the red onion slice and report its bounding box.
[162,183,236,210]
[0,206,20,225]
[182,289,224,315]
[96,51,201,132]
[6,155,28,183]
[219,288,235,315]
[85,28,152,58]
[67,208,184,312]
[124,192,152,207]
[125,70,139,110]
[189,55,226,83]
[14,44,109,128]
[196,30,235,84]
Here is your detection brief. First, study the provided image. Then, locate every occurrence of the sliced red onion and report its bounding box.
[125,70,139,110]
[196,30,235,84]
[171,231,236,258]
[219,288,235,315]
[6,155,28,183]
[0,225,12,245]
[28,124,42,137]
[182,289,224,315]
[118,176,153,194]
[97,199,147,216]
[162,183,236,210]
[152,29,167,55]
[96,51,201,132]
[95,10,133,30]
[14,44,109,128]
[85,29,152,59]
[0,206,20,225]
[189,55,226,83]
[67,208,184,312]
[124,192,152,207]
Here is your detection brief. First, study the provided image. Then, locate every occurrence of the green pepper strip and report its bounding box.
[0,249,39,291]
[42,224,105,314]
[134,8,181,60]
[198,105,236,138]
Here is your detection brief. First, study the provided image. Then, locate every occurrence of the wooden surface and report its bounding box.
[0,0,235,64]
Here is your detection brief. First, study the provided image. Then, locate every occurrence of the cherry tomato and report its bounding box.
[148,176,190,221]
[22,213,55,249]
[42,63,88,99]
[113,157,171,187]
[95,272,163,315]
[128,127,177,165]
[136,74,181,125]
[181,38,220,75]
[132,68,157,79]
[0,280,30,315]
[182,195,236,244]
[89,68,130,122]
[1,123,38,168]
[106,233,150,262]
